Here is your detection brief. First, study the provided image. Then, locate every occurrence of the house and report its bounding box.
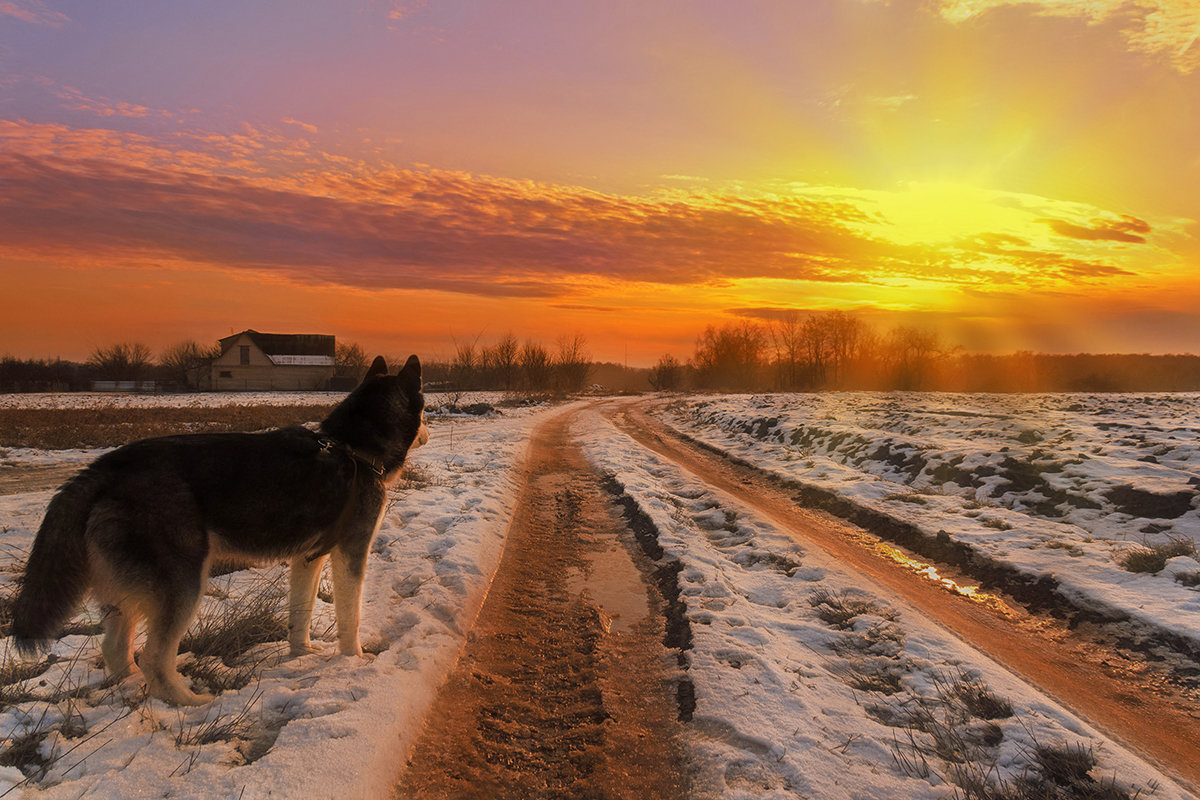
[211,330,336,391]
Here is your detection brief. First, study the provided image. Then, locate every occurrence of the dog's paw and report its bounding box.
[289,642,322,657]
[155,687,215,707]
[177,691,216,707]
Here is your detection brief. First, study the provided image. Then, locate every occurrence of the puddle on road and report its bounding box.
[566,540,651,633]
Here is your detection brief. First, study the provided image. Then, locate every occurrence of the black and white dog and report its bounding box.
[12,355,427,705]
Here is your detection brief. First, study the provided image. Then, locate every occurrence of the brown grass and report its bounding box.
[0,405,338,449]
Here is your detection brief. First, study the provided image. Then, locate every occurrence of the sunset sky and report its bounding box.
[2,0,1198,365]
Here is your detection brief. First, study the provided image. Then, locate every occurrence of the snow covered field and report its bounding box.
[0,392,1196,799]
[0,404,555,799]
[579,406,1188,799]
[661,393,1200,653]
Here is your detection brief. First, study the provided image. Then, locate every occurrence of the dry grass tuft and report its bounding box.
[809,587,895,630]
[1120,537,1197,574]
[178,574,287,694]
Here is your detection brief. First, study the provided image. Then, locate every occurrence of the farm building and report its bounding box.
[211,330,335,390]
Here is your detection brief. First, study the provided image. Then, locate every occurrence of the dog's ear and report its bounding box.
[398,354,421,386]
[366,356,388,379]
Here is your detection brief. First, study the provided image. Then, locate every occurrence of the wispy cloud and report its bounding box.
[0,0,67,26]
[1042,214,1151,244]
[281,117,318,135]
[934,0,1200,73]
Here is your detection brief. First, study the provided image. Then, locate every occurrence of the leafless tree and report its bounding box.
[493,332,520,390]
[160,340,218,389]
[693,322,767,390]
[520,339,553,391]
[649,353,683,391]
[90,342,153,381]
[335,341,370,382]
[555,333,591,392]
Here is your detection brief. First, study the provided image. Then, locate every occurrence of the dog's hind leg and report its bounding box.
[330,543,369,657]
[288,553,327,656]
[141,585,213,706]
[99,600,142,680]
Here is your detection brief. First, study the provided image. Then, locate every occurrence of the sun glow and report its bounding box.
[871,181,1030,245]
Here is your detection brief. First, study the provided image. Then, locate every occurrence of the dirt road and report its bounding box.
[608,402,1200,793]
[393,400,1199,796]
[394,410,687,800]
[0,464,81,496]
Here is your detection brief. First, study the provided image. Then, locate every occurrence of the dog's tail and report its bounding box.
[11,472,100,656]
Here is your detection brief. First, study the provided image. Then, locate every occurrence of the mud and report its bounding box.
[393,411,687,800]
[610,402,1200,793]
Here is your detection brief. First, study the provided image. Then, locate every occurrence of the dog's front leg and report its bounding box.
[288,553,327,656]
[330,542,369,657]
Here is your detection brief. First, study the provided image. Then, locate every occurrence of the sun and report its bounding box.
[869,181,1032,245]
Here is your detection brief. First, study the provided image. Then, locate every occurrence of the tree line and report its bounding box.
[425,332,593,393]
[649,310,1200,393]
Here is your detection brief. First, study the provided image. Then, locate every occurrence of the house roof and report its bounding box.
[219,330,336,358]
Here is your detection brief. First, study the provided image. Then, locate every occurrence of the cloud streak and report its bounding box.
[0,0,66,26]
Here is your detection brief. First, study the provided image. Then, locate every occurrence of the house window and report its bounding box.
[219,370,233,378]
[239,346,250,365]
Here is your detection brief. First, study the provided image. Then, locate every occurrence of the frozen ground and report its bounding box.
[578,406,1189,799]
[661,393,1200,653]
[0,404,555,799]
[0,393,1196,799]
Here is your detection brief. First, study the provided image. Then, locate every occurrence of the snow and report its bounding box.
[0,393,1196,799]
[660,393,1200,652]
[0,404,557,799]
[576,406,1190,799]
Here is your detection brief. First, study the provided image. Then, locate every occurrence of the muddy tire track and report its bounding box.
[609,402,1200,794]
[394,411,687,800]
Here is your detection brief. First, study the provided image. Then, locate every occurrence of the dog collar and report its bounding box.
[315,435,387,477]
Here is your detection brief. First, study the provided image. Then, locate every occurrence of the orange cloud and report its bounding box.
[0,120,1184,313]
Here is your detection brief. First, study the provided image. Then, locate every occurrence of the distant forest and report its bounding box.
[4,313,1200,393]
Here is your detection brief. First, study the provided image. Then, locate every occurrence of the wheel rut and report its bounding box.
[608,402,1200,793]
[394,410,687,800]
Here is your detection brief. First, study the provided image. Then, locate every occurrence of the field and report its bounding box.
[0,391,1196,799]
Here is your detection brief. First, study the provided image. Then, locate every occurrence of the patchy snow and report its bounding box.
[0,406,557,799]
[577,406,1191,800]
[660,393,1200,651]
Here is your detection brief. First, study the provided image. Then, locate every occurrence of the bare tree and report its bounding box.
[555,333,591,392]
[693,322,767,390]
[768,311,804,390]
[450,340,478,389]
[649,353,683,391]
[90,342,153,381]
[884,326,942,389]
[493,332,520,391]
[520,339,553,391]
[160,340,217,390]
[335,341,370,383]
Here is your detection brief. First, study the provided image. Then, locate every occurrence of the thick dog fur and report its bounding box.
[11,354,428,705]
